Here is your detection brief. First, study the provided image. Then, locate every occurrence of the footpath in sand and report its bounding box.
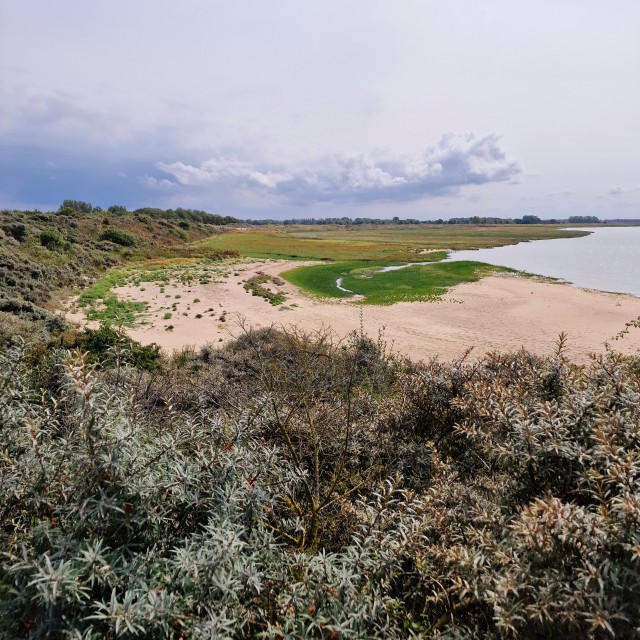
[68,260,640,363]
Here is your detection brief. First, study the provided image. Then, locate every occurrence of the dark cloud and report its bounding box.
[156,133,521,206]
[0,91,206,209]
[0,142,159,210]
[0,88,520,213]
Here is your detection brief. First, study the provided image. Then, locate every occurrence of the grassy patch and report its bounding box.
[348,261,517,304]
[283,252,447,300]
[284,261,377,299]
[76,269,147,325]
[77,267,157,326]
[77,269,129,306]
[243,273,287,305]
[74,258,246,326]
[84,295,147,325]
[284,259,517,305]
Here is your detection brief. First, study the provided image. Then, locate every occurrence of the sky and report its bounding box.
[1,1,639,220]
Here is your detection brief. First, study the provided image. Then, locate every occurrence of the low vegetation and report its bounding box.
[73,258,250,327]
[200,224,590,261]
[0,206,239,338]
[243,272,287,305]
[1,324,639,638]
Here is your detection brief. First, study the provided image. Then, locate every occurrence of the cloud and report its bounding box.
[0,89,121,145]
[542,189,575,199]
[0,87,520,215]
[607,185,640,196]
[138,175,179,190]
[154,132,521,206]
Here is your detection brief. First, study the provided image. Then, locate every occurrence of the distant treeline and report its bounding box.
[55,200,239,225]
[244,214,602,226]
[13,201,602,227]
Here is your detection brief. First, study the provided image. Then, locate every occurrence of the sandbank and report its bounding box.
[67,260,640,363]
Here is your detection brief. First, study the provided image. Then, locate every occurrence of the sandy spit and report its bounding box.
[67,260,640,363]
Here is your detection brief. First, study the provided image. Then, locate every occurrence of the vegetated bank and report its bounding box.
[0,203,239,343]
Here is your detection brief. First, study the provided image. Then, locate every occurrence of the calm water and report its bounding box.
[446,226,640,296]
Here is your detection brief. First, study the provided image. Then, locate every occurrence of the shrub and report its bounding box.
[0,311,50,347]
[98,228,139,247]
[58,199,93,214]
[39,229,70,251]
[60,323,162,371]
[2,223,27,242]
[0,341,426,638]
[2,329,640,638]
[243,274,286,305]
[389,342,640,637]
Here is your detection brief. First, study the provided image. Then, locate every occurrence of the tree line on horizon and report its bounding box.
[243,214,603,225]
[2,200,603,227]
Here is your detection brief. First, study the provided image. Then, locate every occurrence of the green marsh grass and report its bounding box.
[201,229,416,261]
[284,259,516,305]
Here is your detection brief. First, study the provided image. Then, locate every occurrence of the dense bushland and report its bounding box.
[1,326,639,638]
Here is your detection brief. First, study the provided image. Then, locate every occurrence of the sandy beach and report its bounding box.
[67,260,640,363]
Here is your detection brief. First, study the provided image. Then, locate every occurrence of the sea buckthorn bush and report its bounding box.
[97,229,140,247]
[1,328,639,638]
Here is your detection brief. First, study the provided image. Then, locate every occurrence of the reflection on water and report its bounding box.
[445,226,640,297]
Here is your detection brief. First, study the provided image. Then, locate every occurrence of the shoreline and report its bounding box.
[65,260,640,364]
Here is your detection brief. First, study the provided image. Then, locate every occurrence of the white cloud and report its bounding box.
[138,175,177,190]
[155,132,520,206]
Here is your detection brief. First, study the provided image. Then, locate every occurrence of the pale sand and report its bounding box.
[67,260,640,363]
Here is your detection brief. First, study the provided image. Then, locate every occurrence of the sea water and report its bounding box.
[445,226,640,296]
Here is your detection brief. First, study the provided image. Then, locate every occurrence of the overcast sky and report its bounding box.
[1,1,639,219]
